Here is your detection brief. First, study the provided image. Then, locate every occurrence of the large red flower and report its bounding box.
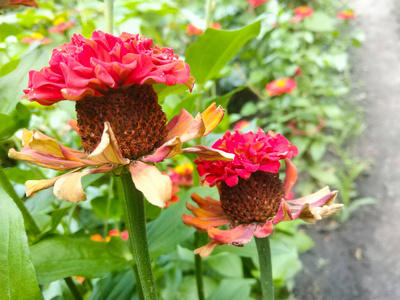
[196,128,298,187]
[23,30,194,105]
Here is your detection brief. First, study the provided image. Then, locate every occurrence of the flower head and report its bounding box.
[196,129,298,187]
[10,31,233,208]
[186,23,222,36]
[265,78,297,97]
[23,30,195,105]
[337,11,355,20]
[49,20,75,34]
[21,33,52,45]
[183,129,343,257]
[291,6,314,23]
[0,0,38,9]
[247,0,269,8]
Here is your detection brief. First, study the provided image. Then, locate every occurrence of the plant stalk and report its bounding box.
[64,277,83,300]
[255,237,274,300]
[194,232,205,300]
[133,264,145,300]
[121,172,158,300]
[104,0,114,34]
[0,165,40,236]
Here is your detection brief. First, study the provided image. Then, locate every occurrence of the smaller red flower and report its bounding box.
[196,129,298,187]
[337,11,355,20]
[265,78,297,97]
[49,21,75,34]
[247,0,269,8]
[0,0,37,8]
[294,67,302,77]
[21,33,52,45]
[186,24,203,36]
[291,6,313,23]
[210,22,222,30]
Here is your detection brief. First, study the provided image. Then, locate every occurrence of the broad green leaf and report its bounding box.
[304,12,334,32]
[4,166,41,184]
[0,102,31,141]
[0,59,20,77]
[0,186,42,300]
[0,49,49,115]
[153,83,191,102]
[212,239,257,257]
[185,21,261,84]
[310,140,327,161]
[207,278,256,300]
[88,268,136,300]
[91,196,122,219]
[207,253,243,278]
[30,235,132,284]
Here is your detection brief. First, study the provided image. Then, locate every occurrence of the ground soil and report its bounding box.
[293,0,400,299]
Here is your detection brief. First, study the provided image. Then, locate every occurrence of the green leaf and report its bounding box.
[310,140,327,161]
[207,253,243,277]
[0,59,20,77]
[207,278,256,300]
[153,83,190,102]
[0,186,42,300]
[185,22,261,84]
[91,196,122,219]
[304,12,334,32]
[30,235,132,284]
[0,49,49,116]
[4,167,41,184]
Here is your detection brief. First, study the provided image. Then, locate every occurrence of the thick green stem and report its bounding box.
[194,232,205,300]
[133,264,145,300]
[121,173,158,300]
[255,237,274,300]
[0,165,40,236]
[64,277,83,300]
[104,0,114,34]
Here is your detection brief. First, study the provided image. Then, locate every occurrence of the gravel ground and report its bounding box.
[293,0,400,299]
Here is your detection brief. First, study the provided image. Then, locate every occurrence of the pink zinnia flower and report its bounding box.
[265,77,297,97]
[247,0,269,8]
[21,33,52,45]
[49,20,75,34]
[10,31,234,207]
[183,129,343,257]
[337,11,355,20]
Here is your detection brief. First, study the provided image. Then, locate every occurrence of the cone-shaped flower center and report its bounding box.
[219,171,284,225]
[76,84,168,159]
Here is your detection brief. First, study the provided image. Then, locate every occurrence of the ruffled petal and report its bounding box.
[166,108,205,143]
[142,136,183,163]
[129,161,172,208]
[182,214,230,231]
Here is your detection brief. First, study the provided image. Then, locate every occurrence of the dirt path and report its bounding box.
[293,0,400,299]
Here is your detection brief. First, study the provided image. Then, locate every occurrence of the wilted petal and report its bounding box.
[254,221,274,238]
[53,164,114,203]
[88,122,129,165]
[129,161,172,208]
[201,103,225,135]
[231,224,256,246]
[283,158,297,195]
[183,146,235,161]
[182,214,230,230]
[166,108,205,143]
[194,240,221,258]
[208,225,248,244]
[142,136,183,163]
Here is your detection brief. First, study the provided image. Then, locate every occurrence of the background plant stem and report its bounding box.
[0,165,40,236]
[255,237,274,300]
[194,232,205,300]
[104,0,114,34]
[121,173,158,300]
[64,278,83,300]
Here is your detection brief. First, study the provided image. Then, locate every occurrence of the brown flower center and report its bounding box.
[219,171,284,225]
[76,84,168,160]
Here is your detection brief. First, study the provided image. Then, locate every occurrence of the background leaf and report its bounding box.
[0,186,42,300]
[185,22,261,84]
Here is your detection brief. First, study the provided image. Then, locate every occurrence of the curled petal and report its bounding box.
[183,146,235,161]
[129,161,172,208]
[142,136,183,163]
[194,240,222,258]
[201,103,225,136]
[87,122,129,165]
[182,214,230,230]
[283,158,297,196]
[190,193,225,215]
[231,223,256,246]
[254,221,274,238]
[186,203,225,218]
[207,225,248,244]
[53,164,115,203]
[166,109,205,143]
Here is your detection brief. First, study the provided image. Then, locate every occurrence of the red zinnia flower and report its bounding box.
[10,31,233,207]
[21,33,52,45]
[291,6,314,23]
[49,20,75,34]
[247,0,269,8]
[183,129,342,257]
[186,24,203,36]
[337,11,355,20]
[265,78,297,97]
[0,0,37,8]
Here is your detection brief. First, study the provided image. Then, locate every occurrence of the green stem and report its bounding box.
[0,165,40,236]
[121,173,158,300]
[64,277,83,300]
[255,237,274,300]
[104,0,114,34]
[194,233,205,300]
[133,264,145,300]
[204,0,213,29]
